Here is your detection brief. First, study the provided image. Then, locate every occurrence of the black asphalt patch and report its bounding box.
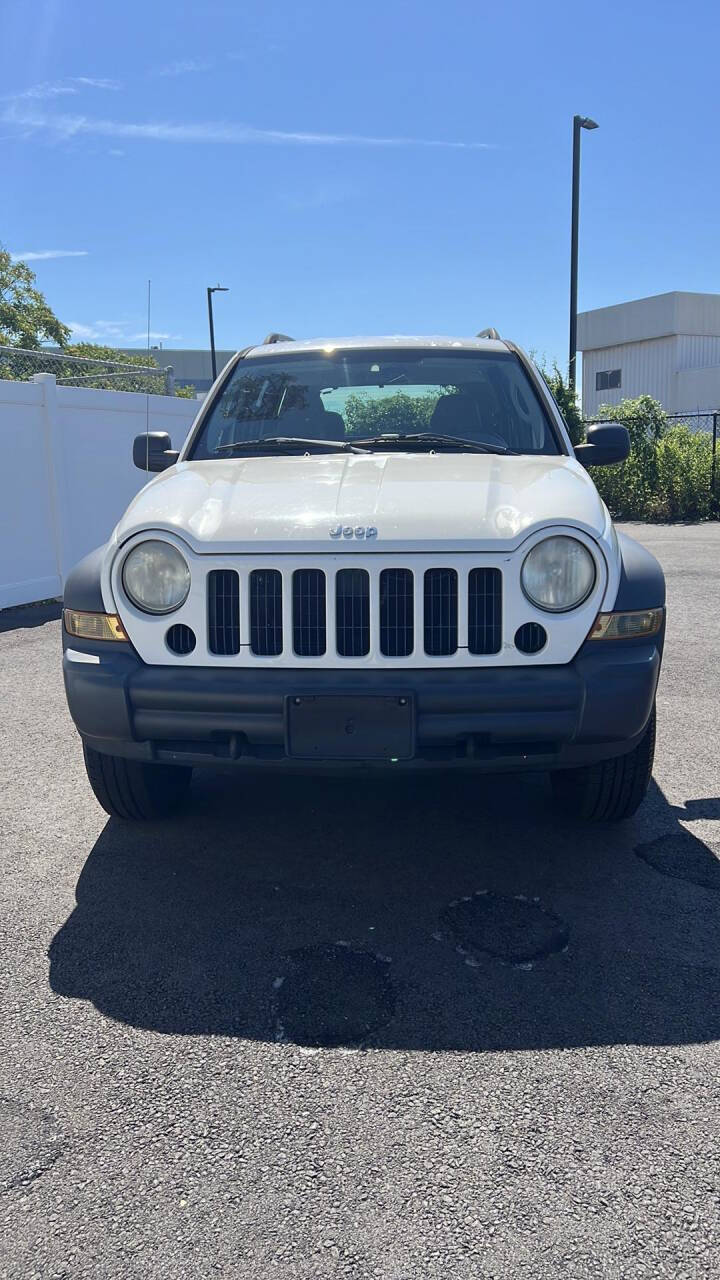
[440,891,570,965]
[0,1098,65,1195]
[635,829,720,892]
[275,944,395,1047]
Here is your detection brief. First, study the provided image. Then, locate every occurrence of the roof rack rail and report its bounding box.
[262,332,294,345]
[476,327,501,340]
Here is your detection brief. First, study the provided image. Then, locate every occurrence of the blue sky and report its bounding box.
[3,0,719,367]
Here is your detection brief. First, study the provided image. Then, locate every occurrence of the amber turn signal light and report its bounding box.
[589,608,664,640]
[63,609,128,642]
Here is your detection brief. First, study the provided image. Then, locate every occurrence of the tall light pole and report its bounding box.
[569,115,598,393]
[207,285,229,381]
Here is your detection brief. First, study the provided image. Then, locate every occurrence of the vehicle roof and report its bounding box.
[243,335,510,358]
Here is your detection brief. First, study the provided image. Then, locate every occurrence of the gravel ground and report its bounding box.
[1,523,718,1278]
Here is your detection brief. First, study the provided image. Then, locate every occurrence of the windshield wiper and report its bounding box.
[353,433,517,455]
[214,436,367,456]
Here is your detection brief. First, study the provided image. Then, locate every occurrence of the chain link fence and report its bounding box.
[665,411,717,436]
[665,412,719,500]
[585,409,719,507]
[0,346,175,395]
[586,410,717,434]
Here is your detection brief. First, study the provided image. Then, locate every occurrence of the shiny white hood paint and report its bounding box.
[112,453,611,554]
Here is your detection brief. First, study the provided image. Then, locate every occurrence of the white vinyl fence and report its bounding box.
[0,374,200,609]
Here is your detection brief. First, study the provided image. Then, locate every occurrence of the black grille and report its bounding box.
[293,569,326,656]
[336,569,370,657]
[250,570,283,656]
[208,569,241,655]
[424,568,458,656]
[515,622,547,654]
[166,623,196,655]
[468,568,502,654]
[380,568,414,657]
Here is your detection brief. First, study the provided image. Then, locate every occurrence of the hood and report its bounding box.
[114,453,608,553]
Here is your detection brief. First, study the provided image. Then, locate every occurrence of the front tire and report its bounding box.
[82,743,191,821]
[550,704,656,822]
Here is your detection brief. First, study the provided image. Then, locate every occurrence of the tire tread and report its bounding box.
[82,744,190,821]
[551,705,656,822]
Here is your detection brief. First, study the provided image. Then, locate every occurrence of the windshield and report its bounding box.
[187,349,561,459]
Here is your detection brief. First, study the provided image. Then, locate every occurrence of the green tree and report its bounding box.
[64,341,162,367]
[51,342,166,393]
[0,246,71,348]
[594,393,667,447]
[535,359,584,445]
[56,343,196,397]
[343,390,439,436]
[589,395,714,521]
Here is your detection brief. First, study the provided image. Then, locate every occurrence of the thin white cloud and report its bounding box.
[155,58,213,78]
[67,321,100,340]
[8,82,76,101]
[1,107,492,150]
[125,331,180,343]
[1,76,121,103]
[68,319,180,344]
[68,320,133,341]
[11,249,88,261]
[71,77,120,90]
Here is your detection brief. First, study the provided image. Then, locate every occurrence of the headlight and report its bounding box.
[122,540,190,614]
[521,535,596,612]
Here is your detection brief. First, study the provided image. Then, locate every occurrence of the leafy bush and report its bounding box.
[343,391,438,436]
[537,361,584,445]
[588,396,716,521]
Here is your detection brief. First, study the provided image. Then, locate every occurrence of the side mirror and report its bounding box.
[574,424,630,468]
[133,432,179,472]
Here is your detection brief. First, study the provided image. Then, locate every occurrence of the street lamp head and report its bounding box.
[579,116,599,130]
[209,284,229,294]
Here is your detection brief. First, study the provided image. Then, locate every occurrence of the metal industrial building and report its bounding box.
[578,291,720,418]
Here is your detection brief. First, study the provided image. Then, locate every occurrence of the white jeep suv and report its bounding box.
[62,334,664,822]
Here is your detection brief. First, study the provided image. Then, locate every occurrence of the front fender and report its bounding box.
[613,532,665,610]
[63,545,107,612]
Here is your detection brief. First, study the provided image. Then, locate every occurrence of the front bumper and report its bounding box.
[62,629,663,773]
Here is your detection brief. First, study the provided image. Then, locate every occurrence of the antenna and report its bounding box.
[145,279,151,470]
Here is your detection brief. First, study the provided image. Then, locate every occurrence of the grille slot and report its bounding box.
[424,568,458,656]
[336,568,370,657]
[380,568,414,657]
[250,570,283,655]
[468,567,502,655]
[201,562,507,661]
[293,569,327,656]
[208,570,240,655]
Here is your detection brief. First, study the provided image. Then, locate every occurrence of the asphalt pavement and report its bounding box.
[1,523,719,1278]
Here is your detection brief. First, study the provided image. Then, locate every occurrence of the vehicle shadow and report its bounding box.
[0,601,62,633]
[48,771,720,1050]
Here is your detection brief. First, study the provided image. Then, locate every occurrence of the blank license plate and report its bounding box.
[286,695,415,761]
